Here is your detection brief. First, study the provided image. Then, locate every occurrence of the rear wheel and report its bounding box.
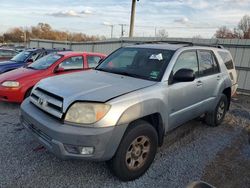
[205,94,228,127]
[107,120,158,181]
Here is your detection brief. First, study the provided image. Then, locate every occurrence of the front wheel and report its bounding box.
[107,120,158,181]
[205,94,228,127]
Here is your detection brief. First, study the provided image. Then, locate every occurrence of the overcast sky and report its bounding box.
[1,0,250,38]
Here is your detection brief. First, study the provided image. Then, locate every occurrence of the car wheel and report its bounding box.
[107,120,158,181]
[205,94,228,127]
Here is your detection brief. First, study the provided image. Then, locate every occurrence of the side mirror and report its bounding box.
[173,68,195,82]
[54,66,65,73]
[27,59,33,65]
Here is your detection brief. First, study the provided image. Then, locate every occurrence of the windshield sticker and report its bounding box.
[150,71,159,79]
[149,53,163,61]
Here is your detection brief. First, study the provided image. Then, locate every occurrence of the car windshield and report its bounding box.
[96,47,175,81]
[27,53,63,70]
[11,51,31,62]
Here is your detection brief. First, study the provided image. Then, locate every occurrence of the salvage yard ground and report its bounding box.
[0,95,249,188]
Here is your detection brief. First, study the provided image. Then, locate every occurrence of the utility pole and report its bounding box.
[110,25,114,38]
[119,24,127,37]
[103,22,114,38]
[129,0,139,37]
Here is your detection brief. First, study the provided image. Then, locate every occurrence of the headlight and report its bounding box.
[65,102,111,125]
[1,81,20,88]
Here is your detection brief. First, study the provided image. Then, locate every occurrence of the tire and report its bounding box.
[205,94,228,127]
[107,120,158,181]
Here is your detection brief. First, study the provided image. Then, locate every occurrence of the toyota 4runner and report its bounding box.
[20,43,237,181]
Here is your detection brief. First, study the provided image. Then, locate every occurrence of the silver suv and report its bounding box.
[20,43,237,181]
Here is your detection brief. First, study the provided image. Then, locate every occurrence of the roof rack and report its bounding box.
[135,40,224,49]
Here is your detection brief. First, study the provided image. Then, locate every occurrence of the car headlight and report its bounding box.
[1,81,20,88]
[65,102,111,125]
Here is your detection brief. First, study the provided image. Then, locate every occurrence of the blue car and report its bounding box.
[0,48,68,74]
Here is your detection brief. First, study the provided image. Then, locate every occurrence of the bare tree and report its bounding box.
[238,15,250,39]
[214,26,236,39]
[157,29,168,38]
[2,23,105,42]
[192,35,203,39]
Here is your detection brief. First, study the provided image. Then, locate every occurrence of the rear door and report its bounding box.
[197,50,222,110]
[86,55,103,69]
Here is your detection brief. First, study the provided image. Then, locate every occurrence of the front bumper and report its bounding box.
[0,86,23,103]
[20,99,127,161]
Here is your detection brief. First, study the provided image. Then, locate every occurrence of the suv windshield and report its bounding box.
[27,53,62,70]
[96,47,175,81]
[11,51,31,62]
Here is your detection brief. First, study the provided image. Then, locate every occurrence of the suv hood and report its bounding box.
[36,70,156,106]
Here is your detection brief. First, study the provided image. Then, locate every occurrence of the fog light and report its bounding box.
[81,147,94,155]
[64,144,94,155]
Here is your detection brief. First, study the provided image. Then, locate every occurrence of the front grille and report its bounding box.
[30,87,63,118]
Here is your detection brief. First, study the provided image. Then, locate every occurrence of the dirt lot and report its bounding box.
[0,95,249,188]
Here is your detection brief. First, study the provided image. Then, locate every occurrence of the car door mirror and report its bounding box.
[54,66,65,73]
[173,69,195,82]
[27,59,33,64]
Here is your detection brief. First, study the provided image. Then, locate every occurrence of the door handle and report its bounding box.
[217,75,221,80]
[196,80,203,86]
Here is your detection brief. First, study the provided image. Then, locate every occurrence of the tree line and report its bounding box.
[215,15,250,39]
[0,23,105,43]
[1,15,250,42]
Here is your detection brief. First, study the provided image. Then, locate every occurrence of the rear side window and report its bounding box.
[218,51,234,70]
[87,56,102,68]
[198,50,219,76]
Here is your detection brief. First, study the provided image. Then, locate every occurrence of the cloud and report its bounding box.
[49,9,93,17]
[49,10,80,17]
[81,9,92,14]
[174,17,190,24]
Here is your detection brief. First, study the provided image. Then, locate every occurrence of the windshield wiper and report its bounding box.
[111,70,149,80]
[96,68,151,80]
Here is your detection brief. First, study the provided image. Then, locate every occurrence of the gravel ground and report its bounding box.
[0,95,249,188]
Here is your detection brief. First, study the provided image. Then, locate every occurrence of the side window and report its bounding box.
[87,56,102,68]
[198,50,219,76]
[37,51,47,59]
[173,51,199,76]
[59,56,83,70]
[218,51,234,70]
[29,52,40,61]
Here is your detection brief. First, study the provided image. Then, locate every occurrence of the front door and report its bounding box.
[168,50,203,129]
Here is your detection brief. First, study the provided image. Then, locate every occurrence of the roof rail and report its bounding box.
[192,43,224,49]
[135,40,224,49]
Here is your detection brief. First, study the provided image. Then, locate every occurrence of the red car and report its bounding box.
[0,51,106,103]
